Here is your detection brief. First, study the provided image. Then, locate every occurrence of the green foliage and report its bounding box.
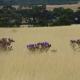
[0,5,80,27]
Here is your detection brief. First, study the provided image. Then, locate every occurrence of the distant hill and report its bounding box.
[0,0,80,5]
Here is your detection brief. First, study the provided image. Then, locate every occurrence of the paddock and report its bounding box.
[0,25,80,80]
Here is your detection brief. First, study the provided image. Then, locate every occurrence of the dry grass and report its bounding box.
[46,3,80,11]
[0,25,80,80]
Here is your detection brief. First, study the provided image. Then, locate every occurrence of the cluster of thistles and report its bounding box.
[27,42,51,52]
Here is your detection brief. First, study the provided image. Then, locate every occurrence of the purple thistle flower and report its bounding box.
[41,42,49,46]
[27,44,35,48]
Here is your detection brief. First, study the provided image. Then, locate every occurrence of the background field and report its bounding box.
[46,3,80,11]
[0,25,80,80]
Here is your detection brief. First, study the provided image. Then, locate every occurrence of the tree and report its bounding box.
[52,8,74,25]
[0,5,21,27]
[73,9,80,24]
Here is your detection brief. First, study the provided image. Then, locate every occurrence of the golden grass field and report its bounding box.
[46,3,80,11]
[0,25,80,80]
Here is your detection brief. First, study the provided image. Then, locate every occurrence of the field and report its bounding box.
[0,25,80,80]
[46,3,80,11]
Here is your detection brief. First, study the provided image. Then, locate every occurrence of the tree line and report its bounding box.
[0,5,80,27]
